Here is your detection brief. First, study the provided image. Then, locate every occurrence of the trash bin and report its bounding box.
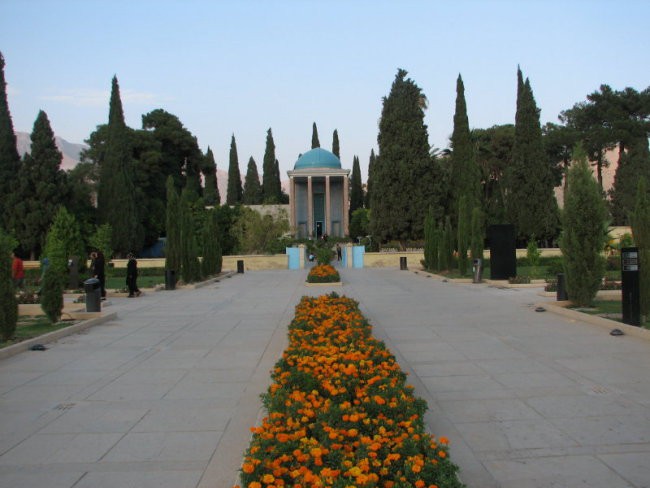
[84,278,101,312]
[400,256,407,270]
[237,260,244,273]
[165,269,176,290]
[472,259,483,283]
[556,273,568,301]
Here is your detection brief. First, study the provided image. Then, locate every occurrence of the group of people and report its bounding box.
[10,250,140,299]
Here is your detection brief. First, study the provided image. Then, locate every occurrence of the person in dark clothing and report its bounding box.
[126,253,140,297]
[336,244,342,261]
[91,251,107,299]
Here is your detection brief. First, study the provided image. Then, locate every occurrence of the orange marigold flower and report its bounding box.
[438,450,447,459]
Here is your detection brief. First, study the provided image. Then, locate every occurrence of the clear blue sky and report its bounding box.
[1,0,648,179]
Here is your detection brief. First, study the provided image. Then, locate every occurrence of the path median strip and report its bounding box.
[235,292,463,488]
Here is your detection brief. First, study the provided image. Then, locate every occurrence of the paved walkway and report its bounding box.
[0,268,649,488]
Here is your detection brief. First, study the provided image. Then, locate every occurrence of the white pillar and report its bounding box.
[325,175,331,236]
[343,175,349,236]
[307,176,313,238]
[289,176,296,235]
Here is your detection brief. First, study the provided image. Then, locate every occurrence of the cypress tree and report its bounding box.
[97,76,143,256]
[457,195,471,275]
[11,110,68,259]
[262,128,281,203]
[505,68,559,242]
[311,122,320,149]
[42,207,85,273]
[332,129,340,158]
[470,206,484,262]
[202,147,220,206]
[444,216,455,270]
[243,156,263,204]
[0,52,20,230]
[165,176,181,273]
[631,177,650,319]
[365,149,376,208]
[610,137,650,225]
[371,69,441,245]
[423,208,438,271]
[201,209,222,277]
[0,229,18,341]
[560,145,608,306]
[40,264,64,323]
[349,155,364,216]
[180,188,201,283]
[226,135,243,205]
[450,74,481,221]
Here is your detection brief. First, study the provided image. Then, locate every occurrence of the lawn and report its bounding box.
[105,275,164,291]
[0,316,74,349]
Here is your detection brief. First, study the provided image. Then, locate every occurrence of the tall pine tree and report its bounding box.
[97,76,143,256]
[202,146,220,206]
[226,134,243,205]
[0,52,20,230]
[332,129,340,158]
[365,149,376,208]
[262,128,282,203]
[243,156,263,204]
[11,111,68,259]
[349,155,364,217]
[370,69,442,245]
[165,176,181,273]
[450,74,481,221]
[311,122,320,149]
[505,68,559,242]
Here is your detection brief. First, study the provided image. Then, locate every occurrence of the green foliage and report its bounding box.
[262,129,283,204]
[226,134,243,205]
[371,69,444,243]
[560,146,608,306]
[232,207,290,254]
[450,74,481,221]
[43,207,85,273]
[365,149,376,208]
[179,188,201,283]
[423,208,439,271]
[311,122,320,149]
[202,147,220,206]
[40,265,64,323]
[457,195,470,275]
[0,52,21,231]
[243,156,263,204]
[526,237,541,267]
[331,129,340,158]
[65,162,97,242]
[349,208,370,242]
[505,68,559,241]
[313,241,334,265]
[349,155,364,217]
[97,77,143,256]
[10,110,68,258]
[610,136,650,225]
[201,209,222,276]
[165,176,181,272]
[470,206,484,262]
[0,228,18,340]
[631,177,650,318]
[89,224,113,260]
[214,204,241,255]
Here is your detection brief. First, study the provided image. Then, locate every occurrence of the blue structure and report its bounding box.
[286,247,301,270]
[288,148,351,239]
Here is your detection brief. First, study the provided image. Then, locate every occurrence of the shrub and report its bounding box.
[526,238,541,267]
[40,266,64,323]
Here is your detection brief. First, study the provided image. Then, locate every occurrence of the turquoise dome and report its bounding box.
[294,148,342,170]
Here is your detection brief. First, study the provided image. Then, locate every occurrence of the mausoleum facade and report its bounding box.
[287,148,350,238]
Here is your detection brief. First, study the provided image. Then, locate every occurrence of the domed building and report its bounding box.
[287,148,350,238]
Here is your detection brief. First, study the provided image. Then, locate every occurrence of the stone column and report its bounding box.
[343,175,349,236]
[289,175,295,235]
[325,175,331,237]
[307,176,313,238]
[298,244,305,269]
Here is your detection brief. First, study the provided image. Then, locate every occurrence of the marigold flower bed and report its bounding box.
[307,264,341,283]
[236,293,463,488]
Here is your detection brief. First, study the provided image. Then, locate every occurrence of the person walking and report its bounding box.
[11,251,25,289]
[336,243,342,262]
[126,253,140,297]
[90,251,107,299]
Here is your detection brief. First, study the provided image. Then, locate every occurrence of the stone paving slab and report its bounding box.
[0,267,649,488]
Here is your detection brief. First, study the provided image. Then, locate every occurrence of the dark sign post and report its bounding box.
[621,247,641,326]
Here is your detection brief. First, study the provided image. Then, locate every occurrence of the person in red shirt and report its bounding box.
[11,252,25,289]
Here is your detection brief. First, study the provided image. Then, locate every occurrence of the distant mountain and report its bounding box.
[16,131,87,171]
